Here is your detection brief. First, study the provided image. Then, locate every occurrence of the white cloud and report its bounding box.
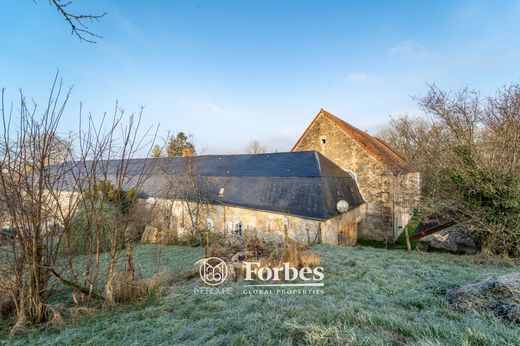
[346,72,382,83]
[386,40,432,59]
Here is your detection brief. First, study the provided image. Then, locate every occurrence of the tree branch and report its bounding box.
[49,0,106,43]
[49,268,104,300]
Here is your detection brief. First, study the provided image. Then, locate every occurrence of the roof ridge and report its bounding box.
[313,151,322,176]
[70,150,321,164]
[314,151,350,177]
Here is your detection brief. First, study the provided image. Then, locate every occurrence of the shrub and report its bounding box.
[209,235,278,261]
[179,229,213,247]
[69,199,120,255]
[444,166,520,257]
[279,244,301,268]
[68,181,138,255]
[94,180,137,215]
[379,84,520,257]
[110,271,174,305]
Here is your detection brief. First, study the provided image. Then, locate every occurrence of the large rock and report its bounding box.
[418,227,479,254]
[446,272,520,324]
[140,225,176,244]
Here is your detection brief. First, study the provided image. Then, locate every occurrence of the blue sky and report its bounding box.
[1,0,520,154]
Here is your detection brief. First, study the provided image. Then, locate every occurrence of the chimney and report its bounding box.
[182,148,193,157]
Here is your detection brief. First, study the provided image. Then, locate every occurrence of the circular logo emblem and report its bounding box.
[198,257,228,286]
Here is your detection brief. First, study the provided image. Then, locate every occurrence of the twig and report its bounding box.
[49,0,106,43]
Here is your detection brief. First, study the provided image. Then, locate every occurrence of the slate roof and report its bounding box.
[52,151,364,221]
[292,109,409,174]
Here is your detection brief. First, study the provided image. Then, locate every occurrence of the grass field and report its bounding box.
[2,244,519,346]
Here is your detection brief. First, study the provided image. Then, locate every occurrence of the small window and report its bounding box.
[336,190,341,197]
[218,187,225,197]
[321,138,326,144]
[235,223,243,236]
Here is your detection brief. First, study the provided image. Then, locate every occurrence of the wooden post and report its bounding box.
[205,231,209,258]
[404,227,412,253]
[223,205,227,241]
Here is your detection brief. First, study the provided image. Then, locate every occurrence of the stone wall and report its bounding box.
[45,189,365,246]
[147,198,365,246]
[292,113,418,242]
[392,171,421,237]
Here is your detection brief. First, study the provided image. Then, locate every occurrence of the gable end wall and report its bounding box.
[293,114,397,241]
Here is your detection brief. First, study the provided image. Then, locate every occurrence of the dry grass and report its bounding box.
[299,251,321,268]
[210,235,278,261]
[210,238,321,283]
[111,271,174,304]
[211,238,321,274]
[270,244,320,268]
[41,305,64,333]
[68,306,99,319]
[279,244,300,267]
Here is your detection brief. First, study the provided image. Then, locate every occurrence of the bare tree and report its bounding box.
[59,104,158,308]
[0,76,77,328]
[0,75,157,332]
[164,157,209,238]
[379,83,520,256]
[246,140,266,154]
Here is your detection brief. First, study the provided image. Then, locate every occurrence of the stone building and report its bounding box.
[292,109,420,242]
[51,109,418,245]
[142,151,366,245]
[55,151,366,245]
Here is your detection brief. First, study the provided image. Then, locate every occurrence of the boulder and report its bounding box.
[140,225,176,244]
[418,227,479,254]
[446,272,520,324]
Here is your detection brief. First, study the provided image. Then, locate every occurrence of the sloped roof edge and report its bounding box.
[292,109,409,174]
[373,136,408,162]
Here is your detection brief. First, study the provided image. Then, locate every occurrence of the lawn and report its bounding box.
[2,244,519,346]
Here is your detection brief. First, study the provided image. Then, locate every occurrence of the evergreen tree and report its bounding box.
[150,144,162,158]
[166,132,195,157]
